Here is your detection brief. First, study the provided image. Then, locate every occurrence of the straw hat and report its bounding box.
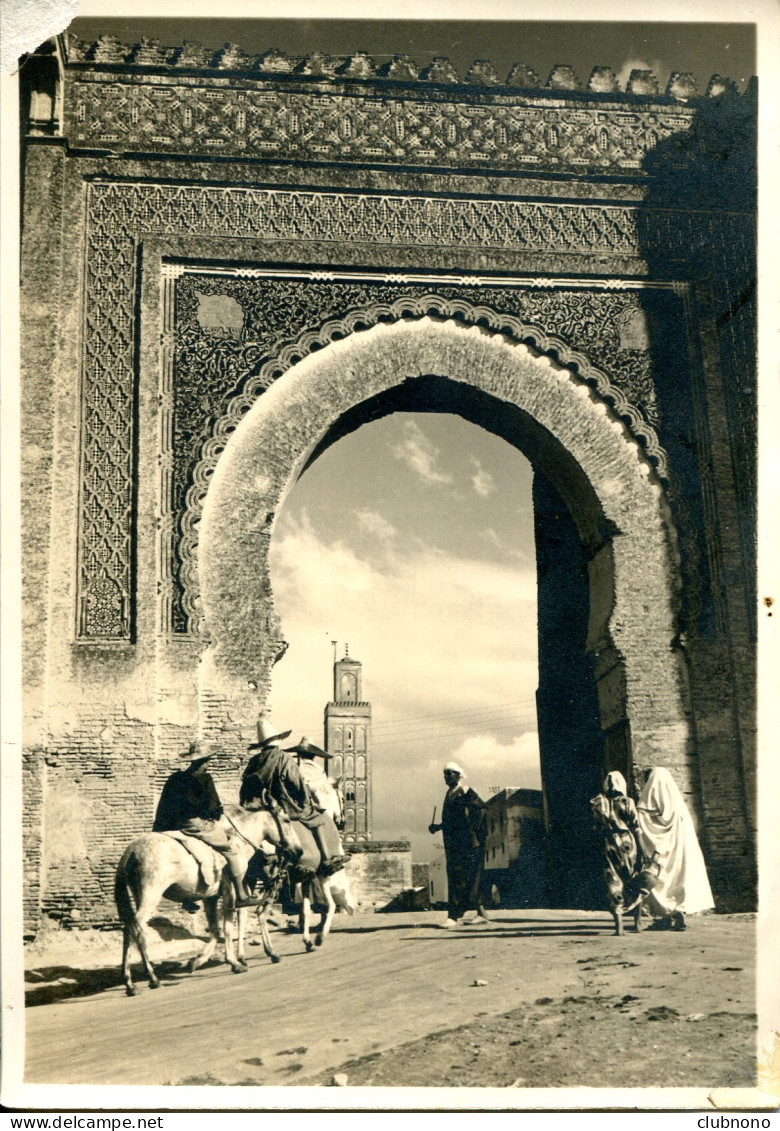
[247,716,291,751]
[284,736,331,761]
[180,740,215,762]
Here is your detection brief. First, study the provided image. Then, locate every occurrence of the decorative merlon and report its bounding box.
[59,33,749,101]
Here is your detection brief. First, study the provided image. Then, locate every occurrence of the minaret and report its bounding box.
[324,644,372,843]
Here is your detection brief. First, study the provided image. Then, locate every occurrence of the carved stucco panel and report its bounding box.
[78,179,704,641]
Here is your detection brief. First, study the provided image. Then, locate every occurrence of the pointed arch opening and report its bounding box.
[198,316,691,903]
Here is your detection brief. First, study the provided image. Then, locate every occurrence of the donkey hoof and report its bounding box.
[270,953,281,964]
[125,986,136,997]
[149,980,161,989]
[315,934,324,947]
[231,963,248,975]
[304,940,314,952]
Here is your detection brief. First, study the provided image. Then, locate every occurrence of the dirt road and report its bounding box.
[22,909,756,1091]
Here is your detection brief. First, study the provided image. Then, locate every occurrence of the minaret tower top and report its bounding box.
[333,644,363,704]
[324,645,372,843]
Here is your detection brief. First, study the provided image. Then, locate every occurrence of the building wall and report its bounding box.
[428,853,448,908]
[484,789,544,871]
[344,843,413,908]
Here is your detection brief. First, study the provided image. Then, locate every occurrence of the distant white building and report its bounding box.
[427,849,448,907]
[484,787,544,869]
[483,787,548,906]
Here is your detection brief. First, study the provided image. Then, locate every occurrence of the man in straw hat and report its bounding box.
[240,720,349,875]
[289,737,343,827]
[153,740,262,908]
[428,762,489,928]
[287,735,347,850]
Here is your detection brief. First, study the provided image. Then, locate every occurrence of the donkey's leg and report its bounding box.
[131,888,165,989]
[226,905,249,973]
[301,885,314,953]
[191,895,222,972]
[121,925,136,997]
[220,875,247,973]
[315,880,337,947]
[257,907,281,964]
[236,907,248,968]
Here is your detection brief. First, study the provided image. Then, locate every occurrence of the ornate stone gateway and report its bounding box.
[20,34,756,927]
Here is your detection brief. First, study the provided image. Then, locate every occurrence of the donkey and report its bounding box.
[234,863,356,961]
[232,781,355,960]
[114,803,285,995]
[297,866,356,951]
[294,776,356,947]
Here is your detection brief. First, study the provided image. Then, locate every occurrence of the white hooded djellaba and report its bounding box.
[637,767,715,918]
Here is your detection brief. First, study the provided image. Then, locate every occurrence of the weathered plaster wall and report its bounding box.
[344,843,413,909]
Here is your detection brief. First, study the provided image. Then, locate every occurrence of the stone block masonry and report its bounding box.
[344,843,413,909]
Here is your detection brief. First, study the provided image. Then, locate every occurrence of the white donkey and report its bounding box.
[235,773,356,959]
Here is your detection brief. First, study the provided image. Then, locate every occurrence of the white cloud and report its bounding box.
[354,508,397,543]
[480,527,530,563]
[390,420,453,486]
[270,519,538,725]
[445,732,541,792]
[269,514,540,859]
[469,456,495,498]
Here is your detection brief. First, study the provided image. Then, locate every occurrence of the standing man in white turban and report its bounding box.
[429,762,488,928]
[636,766,714,930]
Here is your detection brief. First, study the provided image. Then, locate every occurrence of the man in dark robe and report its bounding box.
[153,741,262,908]
[240,720,349,875]
[429,762,488,927]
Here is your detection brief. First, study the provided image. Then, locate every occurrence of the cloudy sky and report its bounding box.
[267,413,540,859]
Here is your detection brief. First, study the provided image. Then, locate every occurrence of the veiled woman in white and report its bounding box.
[637,767,714,930]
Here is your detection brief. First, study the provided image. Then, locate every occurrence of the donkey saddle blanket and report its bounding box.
[159,830,223,890]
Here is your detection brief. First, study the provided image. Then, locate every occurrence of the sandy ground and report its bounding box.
[19,908,757,1092]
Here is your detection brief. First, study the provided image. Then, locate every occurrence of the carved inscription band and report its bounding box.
[66,75,697,176]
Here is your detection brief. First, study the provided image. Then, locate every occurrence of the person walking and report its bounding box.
[590,770,649,933]
[636,766,714,930]
[153,740,262,908]
[428,762,489,928]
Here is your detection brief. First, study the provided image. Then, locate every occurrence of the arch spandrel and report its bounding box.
[198,316,689,776]
[179,292,668,631]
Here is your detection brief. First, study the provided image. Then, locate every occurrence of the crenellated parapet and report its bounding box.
[20,33,752,178]
[61,33,743,100]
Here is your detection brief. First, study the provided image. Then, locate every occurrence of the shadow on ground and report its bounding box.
[25,919,209,1006]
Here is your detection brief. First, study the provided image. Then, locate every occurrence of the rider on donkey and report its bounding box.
[153,741,263,908]
[292,738,342,821]
[240,719,350,876]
